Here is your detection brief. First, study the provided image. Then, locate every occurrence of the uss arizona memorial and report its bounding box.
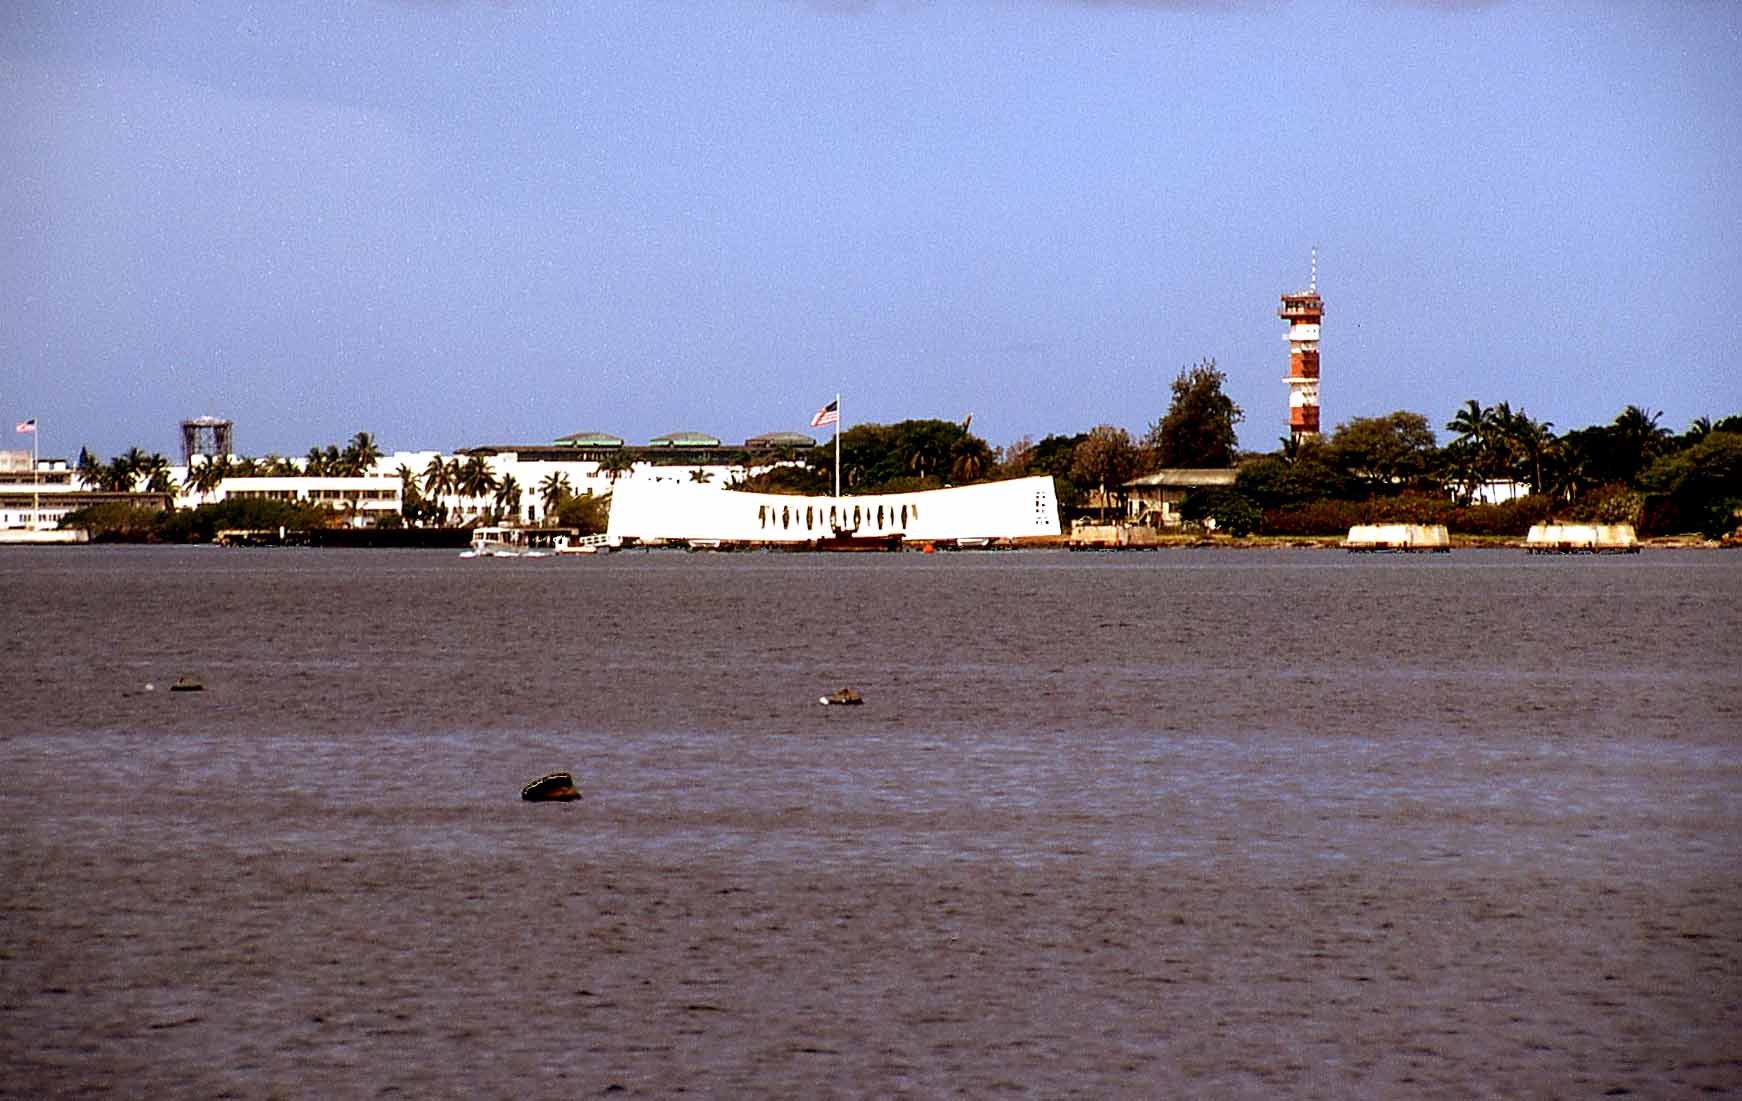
[606,475,1060,546]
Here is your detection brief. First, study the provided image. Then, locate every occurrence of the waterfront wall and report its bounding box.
[605,476,1061,544]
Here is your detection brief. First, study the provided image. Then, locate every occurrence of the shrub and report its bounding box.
[1260,499,1372,536]
[59,502,169,542]
[1181,488,1261,537]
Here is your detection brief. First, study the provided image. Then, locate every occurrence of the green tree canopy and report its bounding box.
[1070,425,1138,517]
[1236,438,1355,509]
[1639,430,1742,538]
[1145,357,1244,468]
[1180,487,1261,537]
[813,419,993,493]
[1327,412,1438,492]
[730,464,831,496]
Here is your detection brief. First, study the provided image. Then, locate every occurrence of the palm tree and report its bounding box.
[422,454,454,499]
[688,467,715,483]
[538,471,573,514]
[142,453,175,494]
[76,448,103,489]
[347,431,382,475]
[598,451,635,486]
[1612,404,1673,483]
[948,437,993,484]
[1501,411,1555,494]
[184,456,226,503]
[1614,404,1670,449]
[1446,399,1491,449]
[391,462,416,512]
[100,455,136,492]
[494,473,522,522]
[457,454,498,504]
[305,446,329,476]
[1436,441,1483,504]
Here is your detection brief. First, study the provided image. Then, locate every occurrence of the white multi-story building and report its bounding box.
[6,430,878,534]
[1,451,173,533]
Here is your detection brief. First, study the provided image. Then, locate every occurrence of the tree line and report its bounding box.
[59,361,1742,542]
[752,361,1739,539]
[1217,402,1742,539]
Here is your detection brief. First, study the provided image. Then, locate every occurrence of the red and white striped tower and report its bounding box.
[1278,250,1324,439]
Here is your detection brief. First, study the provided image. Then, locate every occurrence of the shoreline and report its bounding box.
[5,531,1730,551]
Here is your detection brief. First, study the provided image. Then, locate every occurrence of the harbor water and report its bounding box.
[3,547,1739,1096]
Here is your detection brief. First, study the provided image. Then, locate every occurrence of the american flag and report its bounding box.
[14,418,35,434]
[810,400,839,428]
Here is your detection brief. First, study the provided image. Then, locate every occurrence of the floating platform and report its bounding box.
[1525,524,1639,554]
[0,529,89,545]
[1342,524,1450,553]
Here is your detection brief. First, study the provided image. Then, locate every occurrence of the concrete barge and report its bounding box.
[1525,524,1640,554]
[1342,524,1451,553]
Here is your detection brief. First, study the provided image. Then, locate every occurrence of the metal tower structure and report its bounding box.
[180,417,234,466]
[1278,250,1324,440]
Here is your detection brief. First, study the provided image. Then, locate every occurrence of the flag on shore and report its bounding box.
[810,400,839,428]
[14,419,35,434]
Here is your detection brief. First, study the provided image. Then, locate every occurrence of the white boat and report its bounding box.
[554,533,615,555]
[462,526,577,558]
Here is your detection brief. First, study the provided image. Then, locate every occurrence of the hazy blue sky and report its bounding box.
[4,1,1739,460]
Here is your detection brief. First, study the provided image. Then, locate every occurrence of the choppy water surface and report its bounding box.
[3,547,1739,1096]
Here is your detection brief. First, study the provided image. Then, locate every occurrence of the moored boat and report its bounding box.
[462,526,578,558]
[788,523,904,553]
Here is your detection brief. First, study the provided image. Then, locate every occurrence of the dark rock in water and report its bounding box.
[819,688,864,706]
[521,771,582,802]
[170,675,205,692]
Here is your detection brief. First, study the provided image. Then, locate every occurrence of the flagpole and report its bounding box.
[833,392,841,500]
[31,421,39,530]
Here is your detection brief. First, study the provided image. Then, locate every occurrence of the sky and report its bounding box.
[3,1,1740,462]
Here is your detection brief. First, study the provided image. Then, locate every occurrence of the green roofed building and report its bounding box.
[745,432,817,449]
[555,431,624,448]
[648,432,720,448]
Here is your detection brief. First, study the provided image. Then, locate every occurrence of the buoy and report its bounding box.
[819,688,864,707]
[522,771,582,802]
